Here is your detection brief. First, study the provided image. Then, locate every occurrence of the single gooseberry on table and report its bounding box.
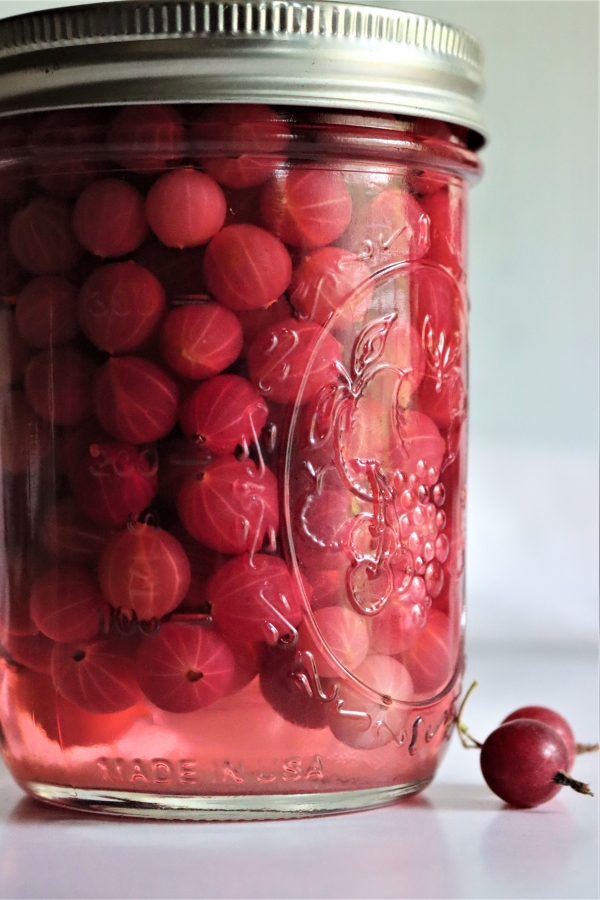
[180,374,268,455]
[73,441,158,528]
[501,706,578,771]
[247,318,342,405]
[146,167,226,248]
[192,103,290,189]
[107,104,186,174]
[480,720,576,809]
[30,565,110,643]
[98,522,191,622]
[260,169,353,248]
[93,356,179,445]
[202,224,292,311]
[51,635,142,714]
[9,197,82,275]
[289,247,373,326]
[207,553,303,646]
[326,654,414,750]
[15,276,78,349]
[77,261,166,355]
[25,346,97,426]
[135,620,235,713]
[177,455,279,555]
[159,302,242,379]
[72,178,148,258]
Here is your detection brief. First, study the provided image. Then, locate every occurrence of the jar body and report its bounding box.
[0,105,476,818]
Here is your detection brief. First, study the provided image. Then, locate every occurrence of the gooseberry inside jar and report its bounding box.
[0,99,478,820]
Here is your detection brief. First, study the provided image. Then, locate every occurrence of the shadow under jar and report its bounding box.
[0,0,485,820]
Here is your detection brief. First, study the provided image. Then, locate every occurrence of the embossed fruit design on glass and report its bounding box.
[0,1,484,818]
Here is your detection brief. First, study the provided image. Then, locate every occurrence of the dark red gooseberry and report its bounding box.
[28,109,103,198]
[42,498,113,565]
[203,224,292,312]
[72,178,148,258]
[73,441,158,528]
[480,720,572,808]
[0,390,49,474]
[107,104,186,174]
[247,318,342,405]
[400,609,453,697]
[93,356,179,444]
[192,103,290,189]
[177,455,279,555]
[326,655,414,750]
[159,302,242,379]
[133,242,207,300]
[0,307,34,386]
[290,247,373,326]
[260,169,353,248]
[146,167,226,248]
[502,707,577,772]
[136,621,235,713]
[99,522,191,622]
[207,553,303,645]
[297,606,369,678]
[30,566,110,643]
[259,643,328,729]
[421,185,465,282]
[78,261,166,355]
[180,373,268,455]
[25,346,97,426]
[224,638,261,695]
[169,524,224,613]
[10,197,81,275]
[342,188,428,268]
[3,631,54,675]
[16,276,78,348]
[51,635,142,714]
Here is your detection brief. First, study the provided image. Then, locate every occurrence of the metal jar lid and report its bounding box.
[0,1,486,145]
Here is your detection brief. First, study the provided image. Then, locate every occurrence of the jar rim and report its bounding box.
[0,1,487,147]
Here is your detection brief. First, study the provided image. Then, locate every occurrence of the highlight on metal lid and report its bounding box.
[0,1,486,145]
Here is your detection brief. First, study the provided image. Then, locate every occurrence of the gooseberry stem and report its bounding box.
[552,771,594,796]
[455,680,483,749]
[576,742,600,755]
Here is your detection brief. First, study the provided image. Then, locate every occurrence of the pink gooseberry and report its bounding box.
[93,356,179,444]
[290,247,373,326]
[42,498,113,565]
[159,302,242,379]
[73,441,158,528]
[107,104,186,174]
[28,109,103,198]
[146,167,226,248]
[30,566,110,643]
[297,606,369,678]
[72,178,148,258]
[203,224,292,311]
[260,169,353,248]
[180,374,268,455]
[51,635,142,713]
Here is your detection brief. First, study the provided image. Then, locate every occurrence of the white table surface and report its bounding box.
[0,644,597,900]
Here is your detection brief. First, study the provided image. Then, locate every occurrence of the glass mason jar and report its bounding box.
[0,1,485,819]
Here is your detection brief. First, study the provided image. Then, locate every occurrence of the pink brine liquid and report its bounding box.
[0,105,473,810]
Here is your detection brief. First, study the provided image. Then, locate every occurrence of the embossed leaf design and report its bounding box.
[351,313,397,381]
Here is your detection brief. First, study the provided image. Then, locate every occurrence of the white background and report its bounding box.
[1,0,596,647]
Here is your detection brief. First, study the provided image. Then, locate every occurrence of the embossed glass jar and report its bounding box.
[0,0,485,818]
